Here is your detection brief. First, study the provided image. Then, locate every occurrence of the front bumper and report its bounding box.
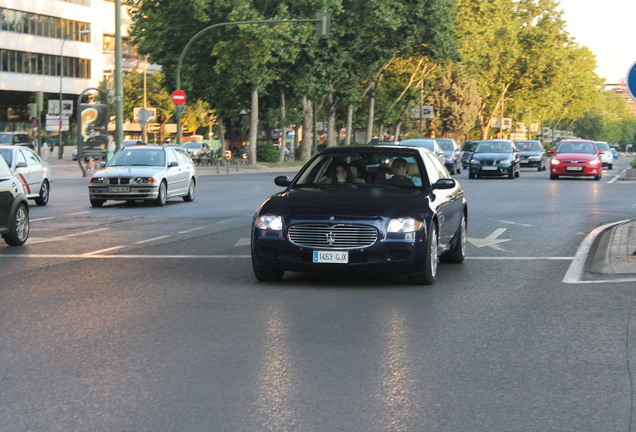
[88,184,159,201]
[470,164,514,176]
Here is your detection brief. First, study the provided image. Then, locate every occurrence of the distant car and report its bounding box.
[514,140,547,171]
[0,154,29,246]
[0,145,51,206]
[398,138,446,166]
[549,139,602,180]
[594,141,613,169]
[368,139,399,146]
[88,145,197,207]
[182,141,209,157]
[122,140,144,148]
[0,131,34,149]
[611,148,619,159]
[251,146,467,285]
[460,140,480,169]
[435,138,461,174]
[468,139,520,179]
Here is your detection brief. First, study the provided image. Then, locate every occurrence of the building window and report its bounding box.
[0,8,90,40]
[0,48,90,79]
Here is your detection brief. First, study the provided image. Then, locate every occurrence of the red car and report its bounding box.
[549,139,602,180]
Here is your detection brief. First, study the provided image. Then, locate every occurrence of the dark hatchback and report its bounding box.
[515,140,546,171]
[468,139,520,179]
[251,146,468,285]
[0,154,29,246]
[460,140,480,169]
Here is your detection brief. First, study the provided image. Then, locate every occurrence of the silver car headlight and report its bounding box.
[132,177,156,184]
[89,177,106,184]
[256,215,283,231]
[387,217,424,233]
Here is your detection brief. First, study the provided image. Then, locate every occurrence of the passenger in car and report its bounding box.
[318,160,363,184]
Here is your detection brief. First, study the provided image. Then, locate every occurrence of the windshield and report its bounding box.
[183,142,202,149]
[0,134,12,144]
[438,141,455,151]
[295,152,423,188]
[516,141,542,151]
[595,142,610,150]
[462,141,479,152]
[556,141,596,154]
[108,149,165,167]
[475,141,512,153]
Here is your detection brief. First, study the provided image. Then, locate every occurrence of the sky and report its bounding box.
[557,0,636,84]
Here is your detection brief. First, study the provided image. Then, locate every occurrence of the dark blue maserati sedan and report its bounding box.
[251,146,468,285]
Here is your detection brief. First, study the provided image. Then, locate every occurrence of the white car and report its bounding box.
[88,145,196,207]
[0,145,51,206]
[594,141,614,169]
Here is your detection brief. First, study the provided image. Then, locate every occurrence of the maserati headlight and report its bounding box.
[256,215,283,231]
[388,217,424,233]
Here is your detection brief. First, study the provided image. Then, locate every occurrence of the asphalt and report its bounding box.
[43,147,636,279]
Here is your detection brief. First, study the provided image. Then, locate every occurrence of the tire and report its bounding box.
[508,168,515,179]
[154,181,167,206]
[408,223,438,285]
[441,214,466,264]
[34,180,49,206]
[183,178,196,202]
[469,171,475,179]
[456,164,461,174]
[609,164,613,170]
[537,165,542,172]
[252,260,284,282]
[3,202,29,246]
[594,175,601,181]
[550,174,558,180]
[90,199,105,207]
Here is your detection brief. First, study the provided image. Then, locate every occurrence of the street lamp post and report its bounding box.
[58,29,90,159]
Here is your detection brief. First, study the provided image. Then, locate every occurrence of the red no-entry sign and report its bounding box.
[172,90,187,105]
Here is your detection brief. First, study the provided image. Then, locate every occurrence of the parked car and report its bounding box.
[460,140,480,169]
[0,145,51,205]
[251,146,468,285]
[0,131,34,149]
[0,154,29,246]
[468,139,520,179]
[398,138,446,166]
[594,141,613,169]
[549,139,602,180]
[435,138,462,174]
[182,141,210,157]
[514,140,547,171]
[88,145,197,207]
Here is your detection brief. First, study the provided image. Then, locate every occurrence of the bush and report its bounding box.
[256,142,279,163]
[631,157,636,169]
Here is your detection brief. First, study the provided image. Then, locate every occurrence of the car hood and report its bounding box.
[260,187,429,219]
[519,151,543,157]
[471,152,513,161]
[92,166,164,177]
[553,152,596,161]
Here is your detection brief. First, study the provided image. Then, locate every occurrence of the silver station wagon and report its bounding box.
[88,145,196,207]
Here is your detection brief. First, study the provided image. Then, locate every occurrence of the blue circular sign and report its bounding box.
[627,61,636,100]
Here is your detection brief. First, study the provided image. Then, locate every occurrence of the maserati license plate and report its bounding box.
[313,251,349,263]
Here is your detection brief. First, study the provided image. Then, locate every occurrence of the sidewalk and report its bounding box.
[591,220,636,276]
[45,147,300,180]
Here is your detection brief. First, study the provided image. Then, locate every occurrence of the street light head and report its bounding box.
[79,30,91,35]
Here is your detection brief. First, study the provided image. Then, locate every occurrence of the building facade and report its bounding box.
[0,0,154,141]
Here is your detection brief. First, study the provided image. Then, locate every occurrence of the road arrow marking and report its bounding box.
[467,228,511,251]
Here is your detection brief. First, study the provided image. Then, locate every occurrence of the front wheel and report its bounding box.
[34,180,49,206]
[154,181,167,206]
[441,214,466,264]
[408,223,438,285]
[594,175,601,181]
[252,260,284,282]
[3,202,29,246]
[90,199,105,207]
[183,178,196,202]
[550,174,559,180]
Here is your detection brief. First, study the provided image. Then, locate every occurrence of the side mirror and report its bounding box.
[168,161,179,167]
[274,176,291,187]
[432,178,456,190]
[16,162,27,168]
[548,149,555,154]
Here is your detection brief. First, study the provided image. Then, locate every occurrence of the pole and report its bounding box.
[114,0,124,151]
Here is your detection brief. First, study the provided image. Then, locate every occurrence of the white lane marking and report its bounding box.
[135,235,170,244]
[562,220,629,284]
[69,211,90,216]
[607,175,620,184]
[466,256,573,260]
[234,237,250,247]
[467,228,510,250]
[0,254,251,259]
[499,220,533,227]
[83,246,126,256]
[30,216,55,222]
[178,226,207,234]
[28,227,110,244]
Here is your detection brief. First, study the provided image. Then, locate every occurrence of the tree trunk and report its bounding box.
[278,90,286,163]
[394,120,402,141]
[327,94,337,147]
[345,102,353,145]
[249,88,258,164]
[301,96,313,161]
[366,90,375,143]
[217,118,225,157]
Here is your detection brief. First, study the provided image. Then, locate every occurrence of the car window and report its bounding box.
[0,154,12,177]
[437,141,456,151]
[595,142,610,151]
[166,148,179,166]
[22,148,40,166]
[556,142,595,154]
[174,148,191,165]
[422,152,449,183]
[0,148,12,165]
[15,149,27,166]
[0,134,11,144]
[516,141,542,151]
